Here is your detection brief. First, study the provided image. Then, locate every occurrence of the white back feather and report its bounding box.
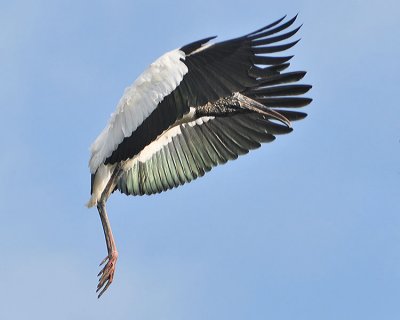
[89,49,188,173]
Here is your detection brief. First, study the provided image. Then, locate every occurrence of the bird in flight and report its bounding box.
[87,15,312,298]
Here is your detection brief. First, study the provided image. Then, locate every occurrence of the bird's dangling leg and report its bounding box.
[96,164,124,298]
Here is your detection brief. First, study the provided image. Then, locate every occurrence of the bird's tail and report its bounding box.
[86,196,97,208]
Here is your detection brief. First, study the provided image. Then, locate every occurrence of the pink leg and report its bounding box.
[95,165,123,298]
[96,200,119,298]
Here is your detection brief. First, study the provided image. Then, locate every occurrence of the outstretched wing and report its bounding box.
[117,111,306,196]
[89,15,305,174]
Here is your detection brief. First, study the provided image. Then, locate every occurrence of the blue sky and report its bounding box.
[1,0,399,319]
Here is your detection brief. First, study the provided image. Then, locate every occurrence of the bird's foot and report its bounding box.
[96,250,118,298]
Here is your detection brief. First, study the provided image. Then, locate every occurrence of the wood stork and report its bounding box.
[87,15,312,297]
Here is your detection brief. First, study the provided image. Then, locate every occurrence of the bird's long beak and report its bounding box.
[234,92,291,128]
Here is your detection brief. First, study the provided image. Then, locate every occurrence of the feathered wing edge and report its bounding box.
[117,108,305,197]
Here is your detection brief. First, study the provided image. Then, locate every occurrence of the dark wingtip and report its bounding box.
[280,14,288,22]
[180,36,217,55]
[286,14,298,26]
[246,15,287,37]
[280,110,308,121]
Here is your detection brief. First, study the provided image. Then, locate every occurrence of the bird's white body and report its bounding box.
[87,163,116,208]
